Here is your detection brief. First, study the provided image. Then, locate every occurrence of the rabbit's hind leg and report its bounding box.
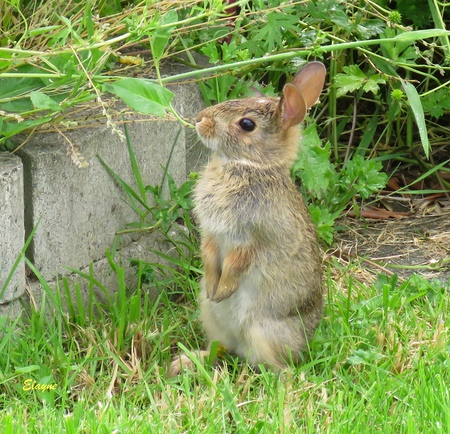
[245,318,308,369]
[200,292,241,352]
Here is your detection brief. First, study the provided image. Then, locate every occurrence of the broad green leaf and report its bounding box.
[341,156,387,199]
[363,74,385,94]
[330,9,353,33]
[308,204,337,245]
[252,11,299,53]
[422,87,450,119]
[335,66,386,97]
[428,105,444,119]
[334,78,362,97]
[0,98,34,112]
[293,124,336,200]
[151,10,178,60]
[0,49,13,69]
[334,65,365,97]
[201,43,221,64]
[104,78,174,116]
[0,116,53,141]
[342,65,366,79]
[356,19,385,38]
[30,91,61,111]
[402,81,430,158]
[0,75,42,99]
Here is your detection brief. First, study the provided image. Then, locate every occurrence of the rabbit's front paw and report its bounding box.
[202,233,221,298]
[211,277,239,302]
[209,245,254,302]
[204,272,220,299]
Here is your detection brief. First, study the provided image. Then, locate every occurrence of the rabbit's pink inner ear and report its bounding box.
[281,83,307,128]
[291,62,326,109]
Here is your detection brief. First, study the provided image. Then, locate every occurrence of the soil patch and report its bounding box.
[335,212,450,283]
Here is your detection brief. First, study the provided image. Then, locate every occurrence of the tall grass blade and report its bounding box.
[1,221,38,300]
[402,80,430,158]
[97,154,149,211]
[123,123,147,204]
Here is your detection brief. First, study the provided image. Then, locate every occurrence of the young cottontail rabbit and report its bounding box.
[170,61,326,376]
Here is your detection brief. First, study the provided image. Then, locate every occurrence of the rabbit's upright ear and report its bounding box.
[280,61,326,129]
[291,62,326,108]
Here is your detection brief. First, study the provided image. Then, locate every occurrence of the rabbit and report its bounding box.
[169,61,326,377]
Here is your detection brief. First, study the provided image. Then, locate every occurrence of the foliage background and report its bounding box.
[1,0,449,242]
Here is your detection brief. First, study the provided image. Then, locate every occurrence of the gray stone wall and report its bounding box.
[0,78,206,317]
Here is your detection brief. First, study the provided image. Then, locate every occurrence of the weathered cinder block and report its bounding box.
[0,296,23,322]
[0,153,25,304]
[166,75,210,173]
[26,226,190,313]
[17,75,206,282]
[20,117,188,281]
[0,68,206,319]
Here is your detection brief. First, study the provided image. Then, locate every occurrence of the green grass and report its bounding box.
[1,253,448,433]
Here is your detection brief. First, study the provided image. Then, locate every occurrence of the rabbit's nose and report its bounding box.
[196,107,210,123]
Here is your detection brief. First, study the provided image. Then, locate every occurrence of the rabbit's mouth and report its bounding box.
[196,119,220,151]
[199,137,220,151]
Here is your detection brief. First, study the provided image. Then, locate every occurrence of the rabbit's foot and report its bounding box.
[168,350,210,377]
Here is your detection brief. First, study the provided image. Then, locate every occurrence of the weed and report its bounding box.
[293,123,389,244]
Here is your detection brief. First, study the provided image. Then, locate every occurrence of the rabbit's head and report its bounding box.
[196,62,326,168]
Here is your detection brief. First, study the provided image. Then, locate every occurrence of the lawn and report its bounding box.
[1,253,449,433]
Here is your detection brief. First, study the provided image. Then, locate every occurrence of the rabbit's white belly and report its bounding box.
[207,268,263,357]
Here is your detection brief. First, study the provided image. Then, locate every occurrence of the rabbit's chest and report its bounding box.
[194,177,262,234]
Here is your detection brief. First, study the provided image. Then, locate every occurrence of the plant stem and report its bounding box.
[428,0,450,57]
[329,38,339,161]
[384,257,450,270]
[2,29,449,82]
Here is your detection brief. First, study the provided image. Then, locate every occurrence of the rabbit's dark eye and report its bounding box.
[238,118,256,132]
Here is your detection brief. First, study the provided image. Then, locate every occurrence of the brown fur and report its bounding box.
[169,62,327,376]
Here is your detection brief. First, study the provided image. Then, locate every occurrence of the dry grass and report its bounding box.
[335,211,450,281]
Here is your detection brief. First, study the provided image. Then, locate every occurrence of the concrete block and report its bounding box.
[185,127,210,174]
[169,80,205,119]
[18,74,207,282]
[168,78,209,173]
[25,226,190,314]
[0,297,24,323]
[3,68,206,297]
[20,117,187,281]
[0,153,25,303]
